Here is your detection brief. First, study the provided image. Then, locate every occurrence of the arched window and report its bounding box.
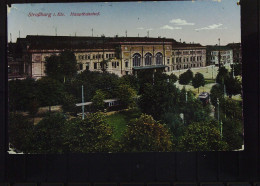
[133,53,141,67]
[155,52,163,65]
[144,53,152,66]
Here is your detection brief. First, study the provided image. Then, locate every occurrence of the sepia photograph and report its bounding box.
[7,0,243,153]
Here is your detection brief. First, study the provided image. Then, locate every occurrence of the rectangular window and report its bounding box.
[88,55,90,59]
[106,54,109,58]
[86,63,89,70]
[125,61,128,68]
[117,62,119,66]
[172,58,175,63]
[167,58,170,64]
[93,55,95,59]
[94,63,97,69]
[79,64,83,70]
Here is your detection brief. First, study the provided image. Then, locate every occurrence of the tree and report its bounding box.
[31,112,66,153]
[119,74,140,92]
[232,63,242,76]
[139,81,180,120]
[160,112,184,138]
[222,117,243,150]
[61,93,78,115]
[120,114,173,152]
[216,66,229,85]
[28,98,40,123]
[62,112,113,153]
[91,89,106,112]
[178,121,228,151]
[225,74,241,98]
[45,50,78,82]
[116,84,137,109]
[168,74,178,84]
[192,72,205,93]
[179,69,193,85]
[186,69,193,81]
[8,113,34,153]
[210,84,224,106]
[9,78,37,112]
[66,71,120,103]
[219,98,243,150]
[36,77,65,111]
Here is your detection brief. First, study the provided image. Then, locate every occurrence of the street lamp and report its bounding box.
[82,85,84,120]
[217,98,220,136]
[212,65,214,80]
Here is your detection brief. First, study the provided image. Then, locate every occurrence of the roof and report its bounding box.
[13,35,205,51]
[103,99,118,103]
[76,102,92,107]
[206,45,232,51]
[75,99,118,106]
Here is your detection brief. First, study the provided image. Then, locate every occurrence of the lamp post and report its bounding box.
[212,65,214,80]
[82,85,84,120]
[217,98,220,134]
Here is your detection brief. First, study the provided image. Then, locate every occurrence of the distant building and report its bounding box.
[7,42,30,80]
[226,43,242,64]
[10,35,207,78]
[206,45,233,66]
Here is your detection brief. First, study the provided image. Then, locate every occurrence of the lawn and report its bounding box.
[205,78,216,84]
[106,108,141,139]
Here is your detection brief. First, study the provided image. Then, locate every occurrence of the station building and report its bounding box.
[9,35,207,78]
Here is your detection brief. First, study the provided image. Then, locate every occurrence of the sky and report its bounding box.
[7,0,241,45]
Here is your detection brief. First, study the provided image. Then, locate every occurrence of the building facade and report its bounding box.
[206,45,233,66]
[226,43,242,64]
[10,35,207,78]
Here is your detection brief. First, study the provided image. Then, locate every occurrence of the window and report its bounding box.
[125,71,129,75]
[117,62,119,66]
[94,63,97,69]
[133,53,141,67]
[86,63,89,70]
[87,55,90,59]
[172,57,175,64]
[145,53,152,66]
[79,63,83,70]
[106,54,109,58]
[93,55,95,59]
[125,61,128,68]
[167,58,170,64]
[156,52,163,65]
[179,57,182,63]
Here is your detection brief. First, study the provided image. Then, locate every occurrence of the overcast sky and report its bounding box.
[7,0,241,45]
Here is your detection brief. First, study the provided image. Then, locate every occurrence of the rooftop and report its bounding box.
[14,35,204,51]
